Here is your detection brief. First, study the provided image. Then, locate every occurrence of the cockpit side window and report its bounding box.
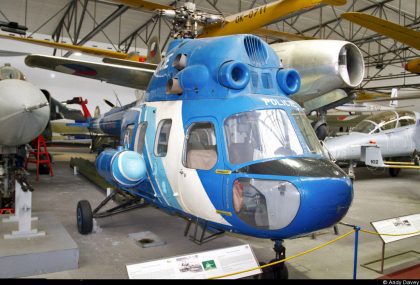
[154,119,172,157]
[135,122,148,154]
[123,124,134,149]
[398,118,416,127]
[184,122,218,170]
[224,109,303,165]
[380,120,397,131]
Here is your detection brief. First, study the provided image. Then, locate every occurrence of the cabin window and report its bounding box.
[292,111,326,156]
[380,120,397,131]
[135,122,148,154]
[224,109,303,165]
[251,72,258,88]
[261,73,273,89]
[398,118,416,127]
[184,122,218,170]
[123,124,134,149]
[155,119,172,157]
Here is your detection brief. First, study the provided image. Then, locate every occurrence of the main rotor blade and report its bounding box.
[200,0,346,38]
[105,0,173,11]
[341,12,420,50]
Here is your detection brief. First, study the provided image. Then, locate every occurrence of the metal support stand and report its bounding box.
[3,179,45,239]
[381,242,385,274]
[184,218,224,245]
[257,240,288,279]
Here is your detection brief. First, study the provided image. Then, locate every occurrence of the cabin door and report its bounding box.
[176,118,228,223]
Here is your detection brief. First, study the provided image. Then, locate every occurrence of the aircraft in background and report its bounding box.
[324,110,420,178]
[28,34,353,278]
[1,0,366,139]
[341,12,420,75]
[0,63,49,208]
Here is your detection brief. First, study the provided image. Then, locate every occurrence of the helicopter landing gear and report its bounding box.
[256,240,288,279]
[76,188,148,235]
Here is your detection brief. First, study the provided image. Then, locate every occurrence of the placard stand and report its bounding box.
[361,213,420,273]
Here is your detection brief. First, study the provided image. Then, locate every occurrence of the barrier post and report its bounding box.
[353,226,360,280]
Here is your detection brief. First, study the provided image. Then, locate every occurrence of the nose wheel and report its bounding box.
[256,240,288,279]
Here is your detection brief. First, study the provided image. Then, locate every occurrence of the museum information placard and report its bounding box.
[371,213,420,243]
[126,244,261,279]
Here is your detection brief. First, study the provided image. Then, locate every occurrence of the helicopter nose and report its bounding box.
[0,79,49,146]
[290,176,353,236]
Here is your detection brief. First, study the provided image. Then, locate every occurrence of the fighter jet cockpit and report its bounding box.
[351,110,417,135]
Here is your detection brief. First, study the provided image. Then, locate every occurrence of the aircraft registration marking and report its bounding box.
[235,5,267,23]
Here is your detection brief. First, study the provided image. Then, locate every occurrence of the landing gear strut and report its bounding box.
[76,188,148,235]
[256,240,288,279]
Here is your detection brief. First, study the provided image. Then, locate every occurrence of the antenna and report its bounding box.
[111,88,123,107]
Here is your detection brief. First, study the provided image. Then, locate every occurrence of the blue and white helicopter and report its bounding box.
[25,34,353,277]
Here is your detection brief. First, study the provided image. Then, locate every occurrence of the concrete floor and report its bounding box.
[20,148,420,279]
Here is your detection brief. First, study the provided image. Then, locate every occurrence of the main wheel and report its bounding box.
[77,200,93,235]
[389,168,401,177]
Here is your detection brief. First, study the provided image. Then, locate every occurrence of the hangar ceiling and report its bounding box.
[0,0,419,91]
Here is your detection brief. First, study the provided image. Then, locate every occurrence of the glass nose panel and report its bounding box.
[233,178,300,230]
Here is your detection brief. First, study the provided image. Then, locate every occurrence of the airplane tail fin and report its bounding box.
[389,88,398,108]
[94,106,101,119]
[147,36,162,64]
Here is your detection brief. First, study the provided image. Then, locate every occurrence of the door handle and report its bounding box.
[179,169,186,177]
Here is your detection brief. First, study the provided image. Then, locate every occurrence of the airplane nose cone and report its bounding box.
[289,176,353,237]
[0,79,49,146]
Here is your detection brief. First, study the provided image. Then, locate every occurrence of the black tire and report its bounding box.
[77,200,93,235]
[315,124,328,141]
[389,168,401,177]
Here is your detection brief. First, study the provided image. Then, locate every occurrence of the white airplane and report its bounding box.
[0,63,49,208]
[324,110,420,177]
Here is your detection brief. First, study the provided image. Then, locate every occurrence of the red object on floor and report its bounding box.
[24,135,54,181]
[378,264,420,279]
[0,208,14,215]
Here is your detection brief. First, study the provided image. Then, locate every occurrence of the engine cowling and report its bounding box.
[271,40,365,105]
[96,148,147,188]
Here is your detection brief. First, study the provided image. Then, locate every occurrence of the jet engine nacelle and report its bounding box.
[96,148,147,188]
[271,40,365,105]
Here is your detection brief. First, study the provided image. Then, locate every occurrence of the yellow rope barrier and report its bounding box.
[210,229,355,279]
[209,225,420,279]
[360,229,420,236]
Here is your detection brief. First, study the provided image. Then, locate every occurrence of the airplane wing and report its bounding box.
[0,34,146,60]
[102,57,157,70]
[355,94,420,103]
[341,12,420,50]
[200,0,346,37]
[25,54,154,90]
[254,28,315,41]
[308,113,369,128]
